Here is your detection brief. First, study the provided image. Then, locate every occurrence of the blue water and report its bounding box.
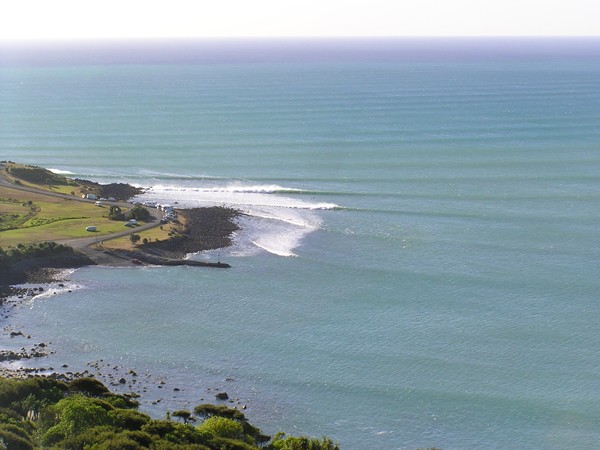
[1,39,600,449]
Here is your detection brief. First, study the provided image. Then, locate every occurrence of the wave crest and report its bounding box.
[135,181,339,257]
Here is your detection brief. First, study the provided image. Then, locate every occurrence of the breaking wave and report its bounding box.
[48,168,75,175]
[135,182,340,257]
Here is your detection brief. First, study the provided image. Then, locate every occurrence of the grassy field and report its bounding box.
[1,162,83,195]
[0,162,184,250]
[0,186,144,248]
[100,223,180,250]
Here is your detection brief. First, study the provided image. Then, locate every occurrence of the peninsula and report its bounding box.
[0,161,239,288]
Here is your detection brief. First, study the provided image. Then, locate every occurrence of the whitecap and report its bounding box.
[48,168,75,175]
[135,181,336,257]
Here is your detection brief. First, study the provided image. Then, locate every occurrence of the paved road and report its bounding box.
[0,166,161,249]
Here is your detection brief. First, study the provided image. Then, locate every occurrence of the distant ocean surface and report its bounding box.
[1,39,600,449]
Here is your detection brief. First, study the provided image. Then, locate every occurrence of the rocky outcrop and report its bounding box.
[140,207,241,258]
[75,179,145,201]
[0,252,95,286]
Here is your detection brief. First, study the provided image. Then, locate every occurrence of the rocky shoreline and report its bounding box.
[141,206,241,258]
[1,167,244,406]
[0,206,242,389]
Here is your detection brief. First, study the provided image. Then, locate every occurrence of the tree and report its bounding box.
[43,396,115,442]
[172,410,193,424]
[108,205,124,221]
[129,234,141,245]
[125,206,150,221]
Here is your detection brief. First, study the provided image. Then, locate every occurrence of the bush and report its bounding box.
[0,429,33,450]
[196,416,247,441]
[114,409,151,431]
[69,377,111,397]
[270,433,340,450]
[0,424,31,443]
[125,206,150,221]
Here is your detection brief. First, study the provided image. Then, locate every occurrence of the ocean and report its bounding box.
[1,38,599,449]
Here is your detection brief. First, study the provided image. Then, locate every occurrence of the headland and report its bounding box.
[0,161,240,289]
[0,162,241,386]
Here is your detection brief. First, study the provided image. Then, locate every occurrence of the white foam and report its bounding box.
[251,240,297,257]
[139,184,338,211]
[136,181,334,257]
[31,282,83,300]
[48,168,75,175]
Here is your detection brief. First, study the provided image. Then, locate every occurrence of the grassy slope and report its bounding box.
[0,162,181,250]
[0,164,151,248]
[0,188,125,247]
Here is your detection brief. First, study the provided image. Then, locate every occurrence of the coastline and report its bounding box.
[0,164,242,390]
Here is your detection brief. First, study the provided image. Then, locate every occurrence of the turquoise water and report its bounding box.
[1,39,600,449]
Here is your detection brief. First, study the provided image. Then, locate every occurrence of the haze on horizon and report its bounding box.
[0,0,598,41]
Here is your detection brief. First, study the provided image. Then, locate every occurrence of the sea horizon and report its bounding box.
[1,38,599,448]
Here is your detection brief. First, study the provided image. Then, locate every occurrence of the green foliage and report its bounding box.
[0,377,68,413]
[270,433,340,450]
[130,233,141,245]
[0,428,33,450]
[0,241,74,263]
[113,409,151,430]
[0,424,32,443]
[0,376,340,450]
[163,422,207,445]
[173,409,193,423]
[108,205,124,221]
[196,416,248,442]
[0,407,22,427]
[69,377,111,397]
[44,395,116,442]
[125,205,150,221]
[7,165,69,186]
[0,198,37,231]
[194,404,267,444]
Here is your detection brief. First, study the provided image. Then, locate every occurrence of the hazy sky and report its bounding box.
[1,0,598,40]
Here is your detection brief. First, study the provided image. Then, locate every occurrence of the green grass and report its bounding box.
[0,187,146,248]
[2,162,84,196]
[0,198,36,230]
[102,223,178,250]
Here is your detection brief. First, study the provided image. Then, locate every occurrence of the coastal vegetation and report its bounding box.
[0,376,340,449]
[1,162,143,201]
[0,242,93,285]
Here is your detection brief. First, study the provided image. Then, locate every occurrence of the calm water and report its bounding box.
[1,39,600,449]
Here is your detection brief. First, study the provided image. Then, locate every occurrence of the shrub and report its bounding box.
[125,206,150,221]
[270,433,340,450]
[0,429,33,450]
[114,409,151,431]
[196,416,246,441]
[69,377,111,397]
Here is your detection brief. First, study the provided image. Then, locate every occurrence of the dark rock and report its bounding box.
[215,392,229,400]
[119,377,127,384]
